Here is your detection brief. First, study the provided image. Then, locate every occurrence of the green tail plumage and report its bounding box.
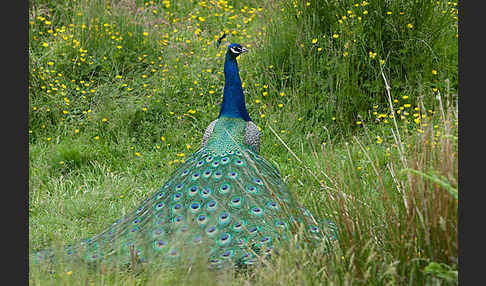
[32,118,336,269]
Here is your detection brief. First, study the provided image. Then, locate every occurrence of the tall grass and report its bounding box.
[29,0,457,284]
[258,0,457,135]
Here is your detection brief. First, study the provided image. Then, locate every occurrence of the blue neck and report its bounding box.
[218,53,251,121]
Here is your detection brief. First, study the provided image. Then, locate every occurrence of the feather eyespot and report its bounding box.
[219,183,231,194]
[213,171,223,179]
[191,172,201,180]
[188,185,198,196]
[218,212,231,225]
[172,204,182,212]
[233,221,244,232]
[197,214,207,222]
[228,171,238,179]
[246,185,258,194]
[267,201,279,210]
[154,202,164,210]
[248,226,259,234]
[190,202,201,213]
[206,226,217,235]
[155,192,165,200]
[219,233,231,243]
[259,236,272,244]
[253,178,263,185]
[174,192,183,200]
[203,169,212,178]
[206,200,218,211]
[275,221,287,228]
[251,207,263,215]
[221,249,233,258]
[200,187,212,198]
[173,216,184,224]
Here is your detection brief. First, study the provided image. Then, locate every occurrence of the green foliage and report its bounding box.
[258,0,457,133]
[423,262,458,285]
[29,0,458,284]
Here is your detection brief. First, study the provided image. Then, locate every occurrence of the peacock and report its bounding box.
[32,34,337,270]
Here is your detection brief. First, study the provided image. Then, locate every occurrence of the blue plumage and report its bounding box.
[218,43,252,121]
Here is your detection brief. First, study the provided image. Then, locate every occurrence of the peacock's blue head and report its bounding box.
[226,43,248,59]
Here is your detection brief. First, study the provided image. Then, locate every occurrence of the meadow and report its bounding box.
[29,0,458,285]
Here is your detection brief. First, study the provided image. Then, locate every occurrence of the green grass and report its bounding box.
[29,0,458,285]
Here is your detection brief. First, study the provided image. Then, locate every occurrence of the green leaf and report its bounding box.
[423,262,458,283]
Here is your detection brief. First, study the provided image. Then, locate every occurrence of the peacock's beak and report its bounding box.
[241,47,248,53]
